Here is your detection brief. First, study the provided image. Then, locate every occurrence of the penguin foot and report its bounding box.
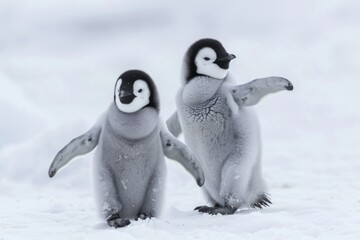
[207,206,237,215]
[194,205,237,215]
[135,213,152,221]
[194,205,215,213]
[106,213,131,228]
[250,193,272,209]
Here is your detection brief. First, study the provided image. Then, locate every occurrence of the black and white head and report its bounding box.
[114,70,159,113]
[183,38,236,82]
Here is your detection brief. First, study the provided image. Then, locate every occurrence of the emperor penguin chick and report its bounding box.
[49,70,205,228]
[167,39,293,215]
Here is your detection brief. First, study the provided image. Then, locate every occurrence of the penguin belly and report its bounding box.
[96,124,164,218]
[177,95,235,202]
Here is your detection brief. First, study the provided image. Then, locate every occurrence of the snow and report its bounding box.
[1,0,360,239]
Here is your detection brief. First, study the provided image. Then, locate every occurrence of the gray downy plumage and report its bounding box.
[48,70,205,228]
[167,39,293,215]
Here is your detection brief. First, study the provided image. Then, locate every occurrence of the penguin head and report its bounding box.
[114,70,159,113]
[183,38,236,82]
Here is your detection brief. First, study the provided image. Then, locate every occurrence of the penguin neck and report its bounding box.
[182,76,223,107]
[106,104,159,140]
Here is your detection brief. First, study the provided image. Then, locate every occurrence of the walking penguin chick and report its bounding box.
[167,39,293,215]
[48,70,205,228]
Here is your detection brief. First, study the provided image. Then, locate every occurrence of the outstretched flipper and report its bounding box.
[166,111,182,137]
[48,124,102,178]
[160,124,205,186]
[231,77,293,106]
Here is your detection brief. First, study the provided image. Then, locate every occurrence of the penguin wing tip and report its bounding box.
[285,82,294,91]
[197,177,205,187]
[48,169,56,178]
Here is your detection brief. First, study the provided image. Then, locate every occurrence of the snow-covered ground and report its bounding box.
[1,0,360,239]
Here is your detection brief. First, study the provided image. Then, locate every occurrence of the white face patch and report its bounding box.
[195,47,228,79]
[115,79,150,113]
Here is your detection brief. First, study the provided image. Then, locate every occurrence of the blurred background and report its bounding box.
[0,0,359,239]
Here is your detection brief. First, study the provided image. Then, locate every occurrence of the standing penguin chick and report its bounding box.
[48,70,205,228]
[167,39,293,215]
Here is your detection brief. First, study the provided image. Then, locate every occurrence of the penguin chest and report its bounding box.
[100,106,163,179]
[179,96,235,166]
[183,96,232,138]
[101,129,162,179]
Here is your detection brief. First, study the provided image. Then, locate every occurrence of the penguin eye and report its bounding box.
[204,57,210,61]
[138,89,143,93]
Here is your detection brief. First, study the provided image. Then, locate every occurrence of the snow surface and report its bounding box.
[1,0,360,239]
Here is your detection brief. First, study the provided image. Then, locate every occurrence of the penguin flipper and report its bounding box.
[231,77,293,106]
[160,125,205,186]
[48,124,102,178]
[166,111,182,137]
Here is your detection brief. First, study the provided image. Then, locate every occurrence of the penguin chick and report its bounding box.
[48,70,205,228]
[167,39,293,215]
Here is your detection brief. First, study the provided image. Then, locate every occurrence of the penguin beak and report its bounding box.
[215,53,236,63]
[119,90,135,104]
[120,90,132,98]
[214,53,236,69]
